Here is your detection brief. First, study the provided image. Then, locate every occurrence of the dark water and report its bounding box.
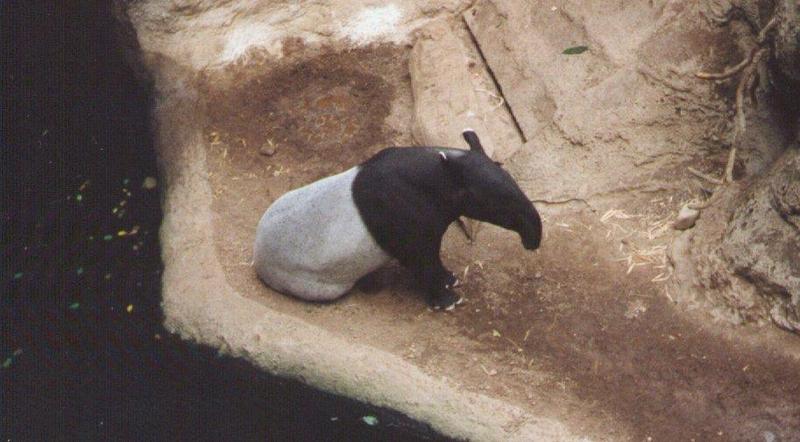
[1,3,450,440]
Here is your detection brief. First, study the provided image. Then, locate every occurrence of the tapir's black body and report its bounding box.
[352,131,542,309]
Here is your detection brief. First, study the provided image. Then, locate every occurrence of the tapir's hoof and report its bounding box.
[430,290,462,311]
[444,272,461,289]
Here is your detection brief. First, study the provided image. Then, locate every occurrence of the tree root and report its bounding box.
[695,49,756,80]
[694,15,777,183]
[688,166,724,185]
[726,47,769,182]
[687,199,714,210]
[756,16,778,44]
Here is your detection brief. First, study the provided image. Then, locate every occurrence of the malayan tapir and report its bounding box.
[253,130,542,310]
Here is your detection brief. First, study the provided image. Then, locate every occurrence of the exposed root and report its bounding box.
[695,52,755,80]
[756,16,778,44]
[727,47,768,182]
[724,147,738,183]
[688,166,724,185]
[694,13,776,183]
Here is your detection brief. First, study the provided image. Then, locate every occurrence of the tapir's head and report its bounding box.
[440,130,542,250]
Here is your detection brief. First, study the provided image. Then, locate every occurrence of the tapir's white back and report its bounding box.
[253,167,391,301]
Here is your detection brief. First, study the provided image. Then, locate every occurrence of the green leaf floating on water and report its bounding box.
[563,45,589,55]
[361,415,379,426]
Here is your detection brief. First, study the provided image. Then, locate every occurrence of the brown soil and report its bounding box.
[197,44,800,441]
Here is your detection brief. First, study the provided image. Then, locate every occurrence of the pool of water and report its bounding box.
[1,3,450,440]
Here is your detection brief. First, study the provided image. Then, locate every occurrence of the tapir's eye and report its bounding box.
[494,161,503,167]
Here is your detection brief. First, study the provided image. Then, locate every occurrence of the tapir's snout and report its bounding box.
[522,234,540,250]
[520,204,542,250]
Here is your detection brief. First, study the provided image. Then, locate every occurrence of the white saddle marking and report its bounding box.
[253,167,391,301]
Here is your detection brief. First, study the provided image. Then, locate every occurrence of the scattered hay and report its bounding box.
[601,209,673,282]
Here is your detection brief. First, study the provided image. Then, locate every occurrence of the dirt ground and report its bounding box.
[196,43,800,441]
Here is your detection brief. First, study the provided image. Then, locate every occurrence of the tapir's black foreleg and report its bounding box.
[353,178,462,309]
[403,242,462,310]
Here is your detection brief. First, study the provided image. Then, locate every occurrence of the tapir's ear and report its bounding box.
[462,129,485,155]
[439,151,448,162]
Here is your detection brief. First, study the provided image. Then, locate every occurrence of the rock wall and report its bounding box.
[666,0,800,334]
[723,148,800,331]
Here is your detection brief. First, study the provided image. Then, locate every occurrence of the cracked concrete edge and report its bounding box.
[408,17,523,162]
[151,73,586,442]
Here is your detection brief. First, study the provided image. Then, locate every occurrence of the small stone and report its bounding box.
[259,141,277,156]
[673,205,700,230]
